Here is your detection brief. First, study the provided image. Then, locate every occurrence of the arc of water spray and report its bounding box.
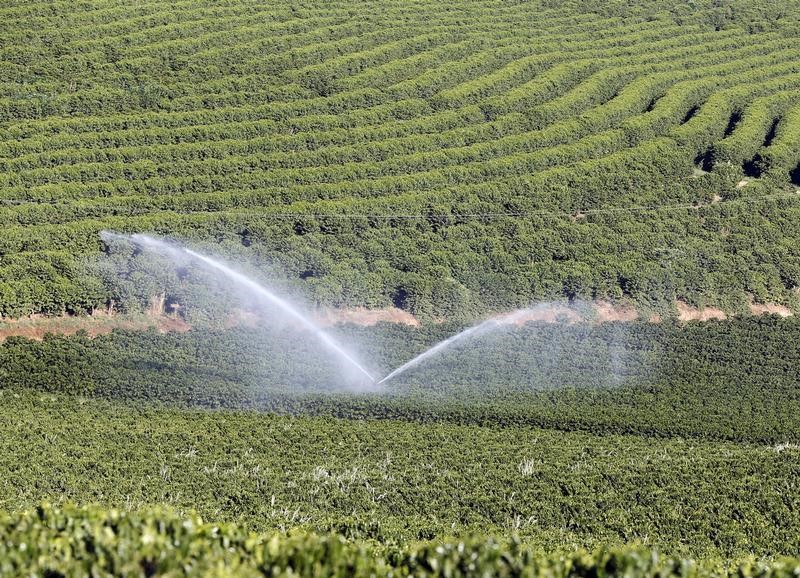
[376,309,529,385]
[107,233,375,383]
[183,248,375,382]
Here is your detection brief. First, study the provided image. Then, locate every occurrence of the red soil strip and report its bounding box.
[748,301,792,317]
[506,305,583,325]
[315,307,420,327]
[675,300,728,322]
[0,300,793,343]
[0,312,190,342]
[595,301,639,322]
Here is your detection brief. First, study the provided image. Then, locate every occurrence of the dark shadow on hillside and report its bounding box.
[791,164,800,186]
[743,118,781,177]
[723,111,742,137]
[695,149,714,172]
[763,118,780,147]
[742,158,761,178]
[681,105,699,124]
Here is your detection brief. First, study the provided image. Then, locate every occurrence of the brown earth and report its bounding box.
[675,300,728,321]
[0,306,418,342]
[0,311,190,342]
[748,301,792,317]
[0,299,794,342]
[222,308,262,330]
[499,304,583,325]
[315,306,420,327]
[594,301,639,322]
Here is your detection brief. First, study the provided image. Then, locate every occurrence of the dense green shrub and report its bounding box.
[3,0,800,318]
[3,504,798,578]
[2,316,800,443]
[1,391,798,557]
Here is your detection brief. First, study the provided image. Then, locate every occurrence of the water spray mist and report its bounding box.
[102,232,375,384]
[376,309,531,385]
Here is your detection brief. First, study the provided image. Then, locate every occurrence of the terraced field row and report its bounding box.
[1,0,800,318]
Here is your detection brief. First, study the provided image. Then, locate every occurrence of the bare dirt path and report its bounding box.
[0,300,793,342]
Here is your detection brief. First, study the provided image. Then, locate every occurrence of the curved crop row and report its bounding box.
[3,0,800,318]
[0,30,782,158]
[709,91,800,167]
[3,35,793,176]
[753,103,800,179]
[5,47,799,198]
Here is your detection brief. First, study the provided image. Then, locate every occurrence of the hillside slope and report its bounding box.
[2,390,799,558]
[1,0,800,319]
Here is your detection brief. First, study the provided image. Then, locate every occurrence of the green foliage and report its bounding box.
[2,316,800,443]
[708,91,800,168]
[1,391,799,559]
[2,0,800,317]
[753,103,800,180]
[3,3,800,566]
[3,504,799,578]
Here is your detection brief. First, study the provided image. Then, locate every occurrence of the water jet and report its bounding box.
[101,232,375,385]
[376,309,531,385]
